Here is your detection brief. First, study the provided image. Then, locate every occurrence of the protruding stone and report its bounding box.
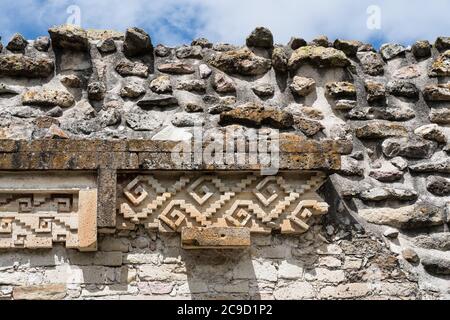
[212,72,236,94]
[413,233,450,251]
[412,40,431,58]
[415,124,447,143]
[191,38,213,49]
[391,157,408,171]
[288,37,307,50]
[334,39,363,56]
[154,44,171,57]
[393,65,421,79]
[421,256,450,275]
[357,52,384,76]
[289,46,350,71]
[360,187,417,202]
[120,79,146,98]
[61,74,82,88]
[409,157,450,173]
[355,122,408,139]
[182,227,251,249]
[125,109,163,131]
[246,27,274,48]
[6,33,28,52]
[427,176,450,196]
[97,38,117,54]
[158,62,195,75]
[430,109,450,124]
[338,156,364,177]
[48,25,89,51]
[150,75,172,94]
[13,284,67,300]
[45,124,69,139]
[326,82,356,99]
[171,113,204,127]
[252,83,275,98]
[382,137,436,159]
[176,45,203,59]
[87,82,106,101]
[294,117,323,137]
[335,100,356,111]
[199,64,212,79]
[380,43,406,60]
[423,83,450,101]
[123,27,153,57]
[430,50,450,77]
[358,203,444,229]
[383,227,399,239]
[387,81,419,99]
[33,36,51,52]
[435,37,450,51]
[176,79,206,93]
[0,54,54,78]
[0,83,19,95]
[369,164,403,182]
[22,89,75,108]
[365,80,386,102]
[219,102,294,129]
[209,48,272,76]
[115,59,149,78]
[290,76,316,97]
[137,93,178,108]
[311,35,330,47]
[402,249,420,264]
[272,47,288,72]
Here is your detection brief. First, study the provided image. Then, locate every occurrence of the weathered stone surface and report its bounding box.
[311,35,330,47]
[355,122,408,139]
[22,89,75,108]
[357,52,384,76]
[326,82,356,99]
[61,75,82,88]
[335,100,356,111]
[246,27,273,48]
[209,48,272,76]
[115,59,149,78]
[393,65,421,79]
[415,124,447,143]
[137,93,178,108]
[365,80,386,102]
[120,79,146,98]
[426,176,450,196]
[252,83,275,97]
[409,157,450,173]
[158,62,195,75]
[387,81,419,99]
[176,45,203,59]
[6,33,28,52]
[294,117,323,137]
[274,282,316,300]
[413,233,450,251]
[87,82,106,101]
[150,75,172,94]
[382,137,436,159]
[176,79,206,93]
[423,83,450,101]
[154,44,171,57]
[46,124,69,139]
[199,64,212,79]
[338,156,364,176]
[359,187,417,202]
[171,113,204,127]
[358,203,444,229]
[0,54,54,78]
[430,109,450,124]
[290,76,316,97]
[212,72,236,94]
[430,50,450,77]
[125,109,163,131]
[272,47,288,72]
[334,39,363,56]
[219,102,294,129]
[289,46,350,71]
[33,36,51,52]
[369,165,403,182]
[380,43,406,60]
[49,25,89,51]
[181,227,251,249]
[288,37,307,50]
[421,256,450,275]
[402,249,420,264]
[13,284,67,300]
[123,27,153,57]
[412,40,431,58]
[191,38,213,49]
[435,37,450,51]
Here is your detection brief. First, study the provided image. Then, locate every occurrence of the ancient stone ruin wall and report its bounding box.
[0,25,449,300]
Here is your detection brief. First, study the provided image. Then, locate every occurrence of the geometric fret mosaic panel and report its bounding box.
[117,172,329,235]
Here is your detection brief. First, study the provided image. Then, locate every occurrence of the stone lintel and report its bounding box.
[181,227,251,249]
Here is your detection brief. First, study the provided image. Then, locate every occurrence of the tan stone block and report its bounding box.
[13,284,67,300]
[181,227,251,249]
[78,189,98,252]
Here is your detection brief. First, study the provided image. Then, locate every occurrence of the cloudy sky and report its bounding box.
[0,0,449,48]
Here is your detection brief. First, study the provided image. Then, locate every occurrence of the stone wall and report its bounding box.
[0,25,449,300]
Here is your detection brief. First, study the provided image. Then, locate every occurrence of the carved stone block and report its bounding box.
[117,172,329,242]
[0,173,97,251]
[181,227,251,249]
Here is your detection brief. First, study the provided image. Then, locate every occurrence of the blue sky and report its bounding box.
[0,0,449,49]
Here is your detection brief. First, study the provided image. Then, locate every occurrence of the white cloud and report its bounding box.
[0,0,449,47]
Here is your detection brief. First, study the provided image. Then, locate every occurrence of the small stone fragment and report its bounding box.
[272,47,288,72]
[61,74,82,88]
[392,65,421,79]
[402,249,420,264]
[191,38,213,49]
[365,80,386,102]
[22,89,75,108]
[423,83,450,101]
[382,137,436,159]
[427,176,450,196]
[435,37,450,51]
[176,79,206,93]
[171,113,204,127]
[97,38,117,54]
[6,33,28,52]
[252,83,275,98]
[294,117,323,137]
[355,122,408,139]
[87,82,106,101]
[335,100,356,111]
[0,55,54,78]
[212,72,236,94]
[288,37,307,50]
[176,45,203,59]
[421,256,450,275]
[158,62,195,75]
[154,44,171,57]
[137,93,178,108]
[33,36,51,52]
[45,124,69,139]
[430,109,450,124]
[209,48,272,76]
[333,39,363,56]
[415,124,447,143]
[311,35,330,47]
[199,64,212,79]
[289,46,350,71]
[430,50,450,77]
[359,187,417,202]
[387,81,419,99]
[357,51,384,76]
[290,76,316,97]
[120,79,146,98]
